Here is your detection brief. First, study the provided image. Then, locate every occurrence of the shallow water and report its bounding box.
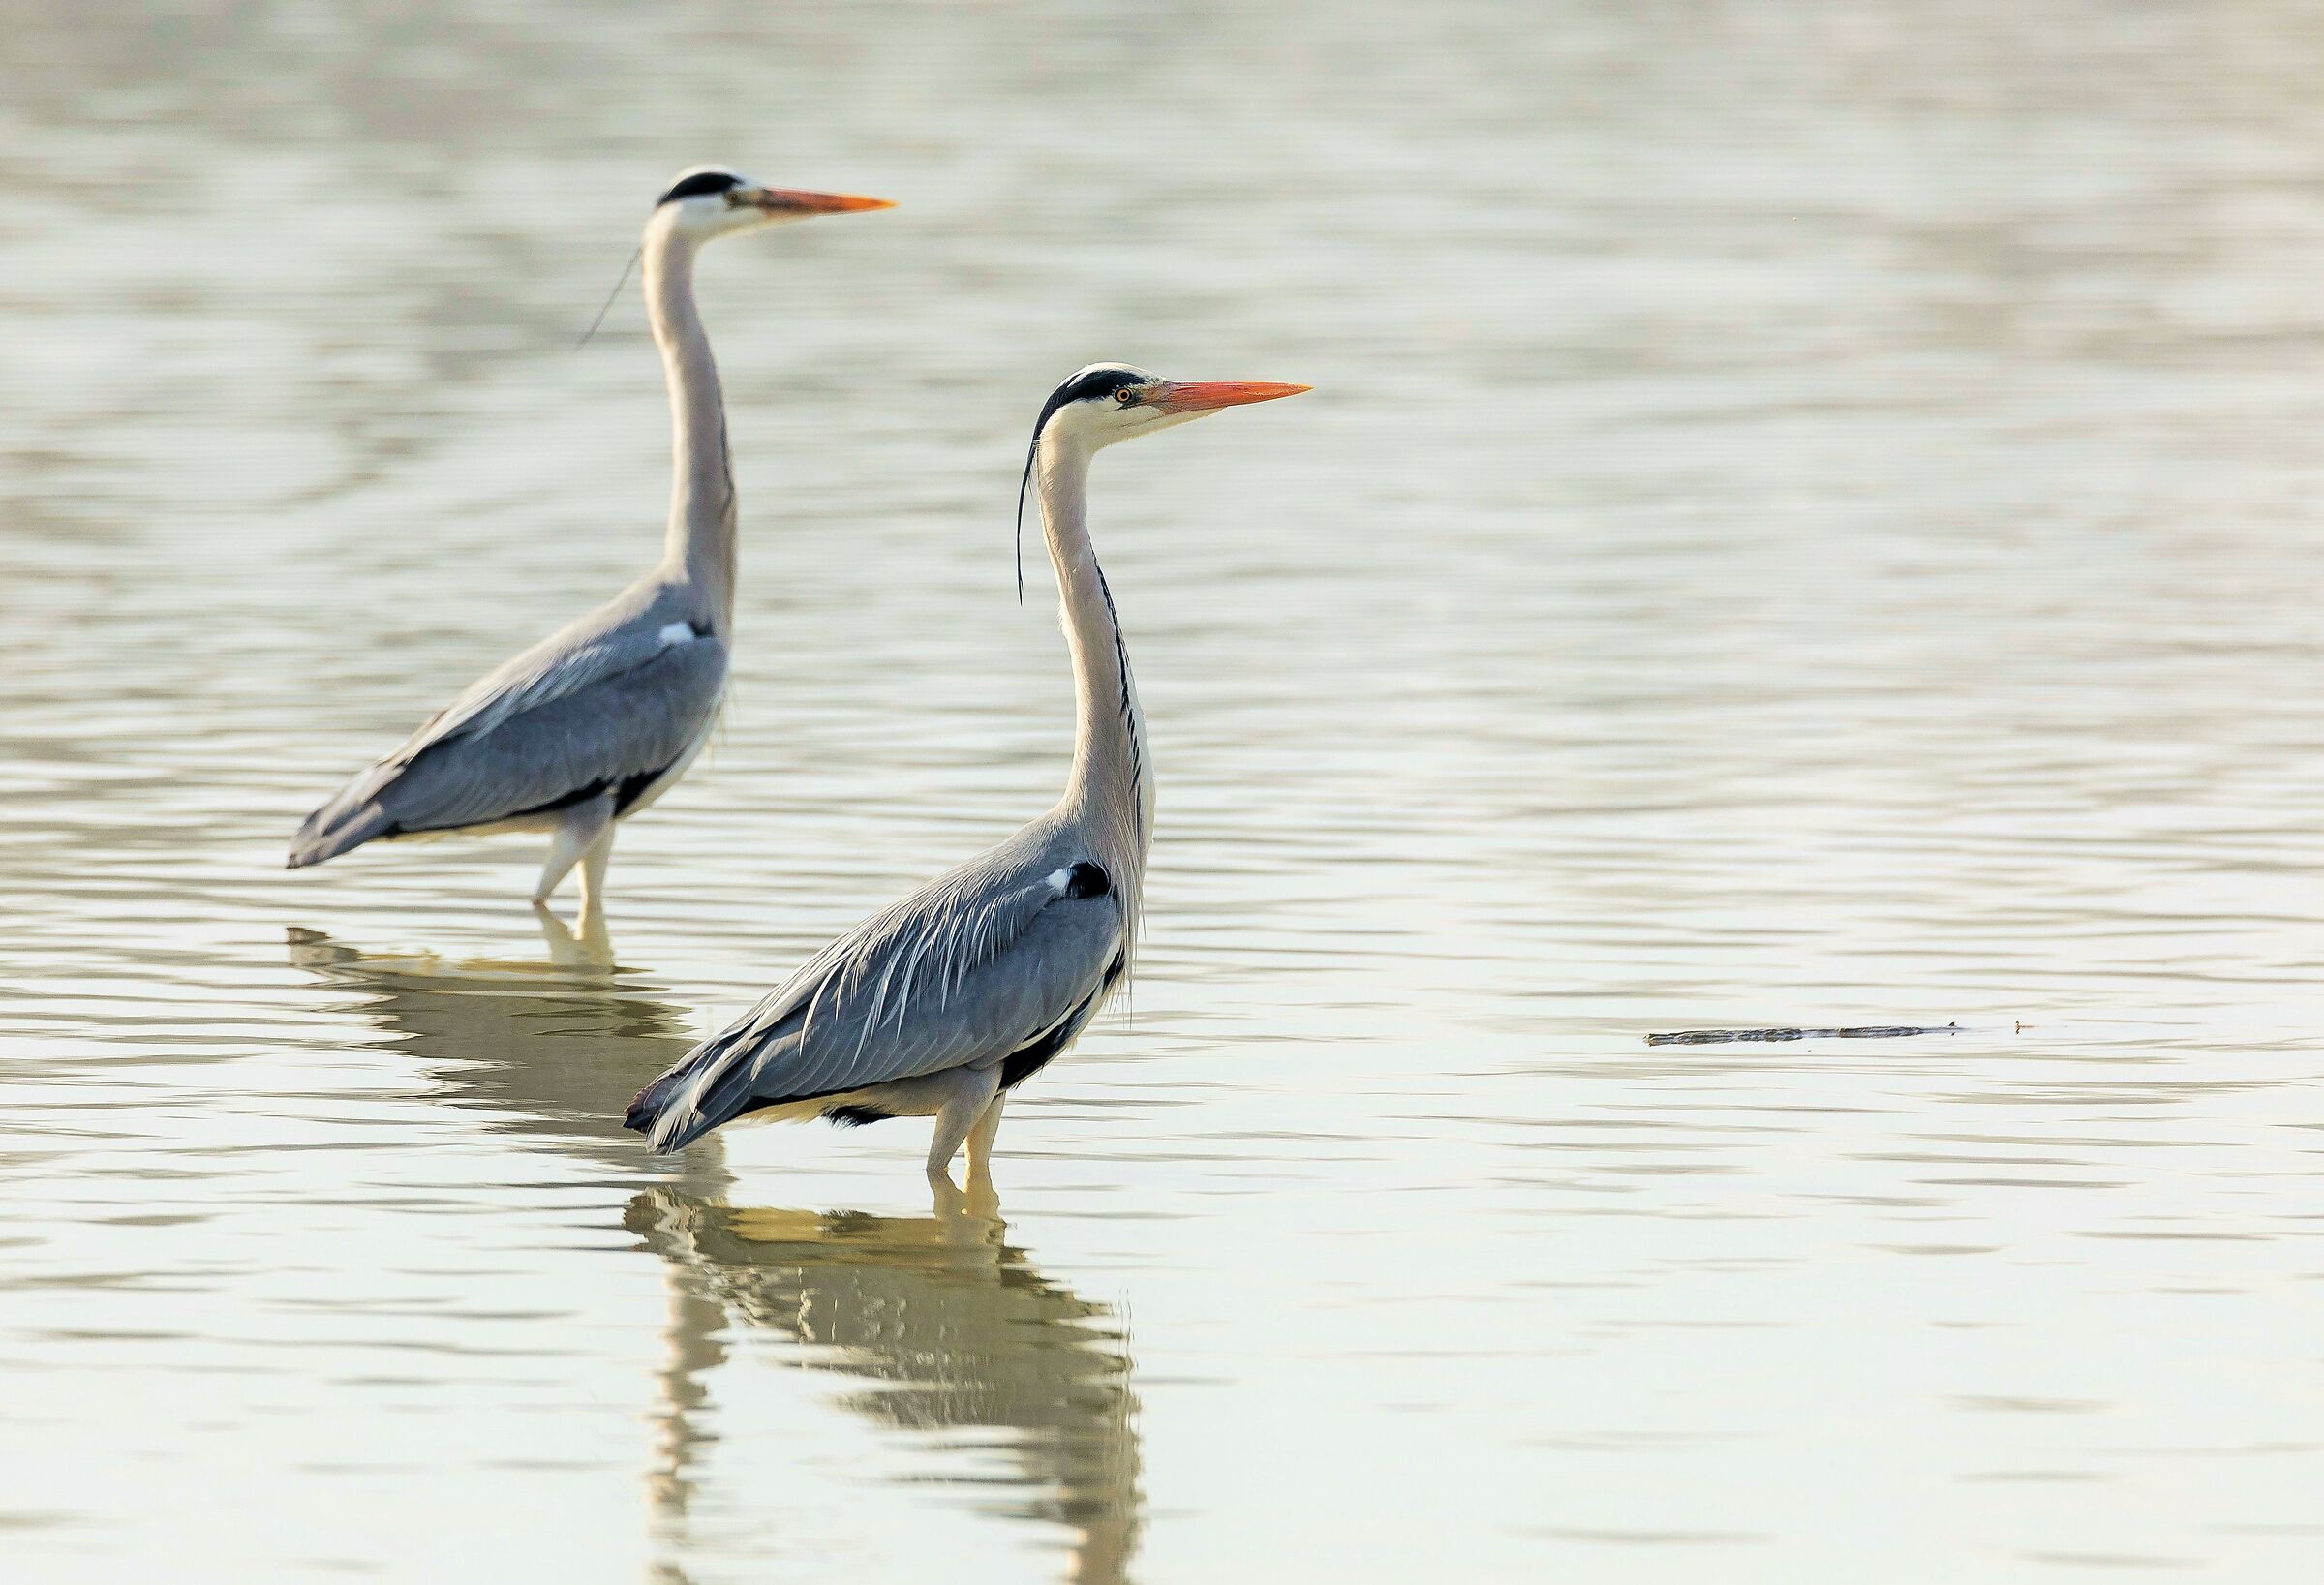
[7,3,2324,1580]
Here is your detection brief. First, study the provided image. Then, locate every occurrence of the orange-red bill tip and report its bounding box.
[1148,380,1313,414]
[754,188,897,214]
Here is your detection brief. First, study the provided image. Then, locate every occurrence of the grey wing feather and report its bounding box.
[630,852,1122,1151]
[410,611,693,749]
[290,595,725,866]
[370,636,725,832]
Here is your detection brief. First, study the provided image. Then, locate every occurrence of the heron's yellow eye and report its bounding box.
[1115,388,1139,406]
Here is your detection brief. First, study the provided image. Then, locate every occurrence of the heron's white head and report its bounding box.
[1013,363,1308,594]
[1029,363,1311,455]
[646,165,894,247]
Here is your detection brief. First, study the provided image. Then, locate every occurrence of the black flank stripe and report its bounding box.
[1094,565,1143,836]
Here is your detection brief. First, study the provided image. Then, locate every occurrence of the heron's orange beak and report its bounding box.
[742,188,897,215]
[1147,380,1312,414]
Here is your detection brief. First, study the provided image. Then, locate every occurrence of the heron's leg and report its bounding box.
[925,1065,1002,1178]
[965,1092,1006,1183]
[576,820,618,920]
[533,794,616,904]
[963,1095,1005,1222]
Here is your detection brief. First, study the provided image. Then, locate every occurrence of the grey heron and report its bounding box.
[626,363,1307,1181]
[286,166,893,918]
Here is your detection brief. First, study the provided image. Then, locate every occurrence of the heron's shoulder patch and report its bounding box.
[1046,860,1111,900]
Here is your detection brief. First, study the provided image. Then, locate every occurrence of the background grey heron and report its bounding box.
[285,166,892,918]
[626,364,1308,1180]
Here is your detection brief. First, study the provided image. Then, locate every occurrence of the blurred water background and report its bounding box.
[7,2,2324,1580]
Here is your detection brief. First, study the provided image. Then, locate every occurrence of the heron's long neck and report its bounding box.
[646,230,737,631]
[1039,438,1154,896]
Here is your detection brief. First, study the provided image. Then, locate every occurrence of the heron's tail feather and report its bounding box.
[623,1063,697,1145]
[626,1025,778,1154]
[286,796,397,869]
[288,746,425,869]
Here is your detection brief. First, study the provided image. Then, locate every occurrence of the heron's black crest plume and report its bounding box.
[1015,424,1039,603]
[574,246,643,351]
[657,168,743,205]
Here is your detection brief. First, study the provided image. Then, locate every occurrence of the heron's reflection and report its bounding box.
[287,924,1143,1582]
[287,921,732,1569]
[285,919,702,1173]
[627,1184,1144,1585]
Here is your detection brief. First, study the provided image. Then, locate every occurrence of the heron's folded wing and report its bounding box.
[399,613,701,759]
[641,863,1123,1147]
[381,632,728,831]
[293,624,726,855]
[790,872,1124,1091]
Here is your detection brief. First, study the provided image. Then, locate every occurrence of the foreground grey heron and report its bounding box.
[626,364,1308,1178]
[286,166,893,916]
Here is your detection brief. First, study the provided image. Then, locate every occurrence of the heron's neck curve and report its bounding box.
[1038,433,1154,891]
[645,226,737,632]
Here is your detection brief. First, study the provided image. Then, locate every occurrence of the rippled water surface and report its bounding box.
[9,3,2324,1580]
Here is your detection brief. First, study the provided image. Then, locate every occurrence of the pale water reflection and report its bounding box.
[627,1188,1139,1585]
[282,924,693,1171]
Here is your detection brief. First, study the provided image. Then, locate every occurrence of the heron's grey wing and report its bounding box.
[290,623,726,865]
[404,611,698,752]
[791,873,1123,1091]
[630,860,1123,1150]
[379,632,727,831]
